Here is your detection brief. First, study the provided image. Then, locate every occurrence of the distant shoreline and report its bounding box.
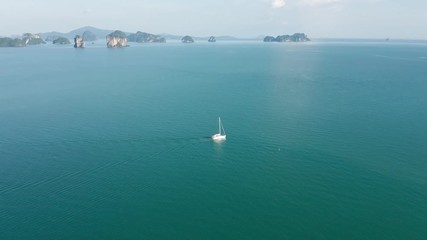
[1,25,426,43]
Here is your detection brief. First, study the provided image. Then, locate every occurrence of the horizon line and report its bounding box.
[1,26,426,41]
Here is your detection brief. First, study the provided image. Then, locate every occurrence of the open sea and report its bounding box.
[1,40,426,239]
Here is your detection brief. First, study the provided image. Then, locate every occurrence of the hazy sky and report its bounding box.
[1,0,426,38]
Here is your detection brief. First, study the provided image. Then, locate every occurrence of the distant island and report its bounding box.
[82,31,97,41]
[74,35,85,48]
[182,36,194,43]
[22,33,46,45]
[0,33,45,47]
[53,37,70,45]
[127,31,165,43]
[264,33,310,42]
[106,30,127,48]
[0,26,312,48]
[208,36,216,42]
[0,38,26,47]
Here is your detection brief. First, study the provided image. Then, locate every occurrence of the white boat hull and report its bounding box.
[212,117,226,141]
[212,134,226,141]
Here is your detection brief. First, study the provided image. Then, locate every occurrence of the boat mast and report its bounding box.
[219,117,221,134]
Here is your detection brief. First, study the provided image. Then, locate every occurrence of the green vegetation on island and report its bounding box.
[263,33,310,42]
[263,36,276,42]
[0,38,26,47]
[107,30,127,39]
[106,30,127,48]
[22,33,46,45]
[182,35,194,43]
[53,37,71,45]
[1,33,46,47]
[26,38,46,45]
[1,26,312,48]
[127,31,165,43]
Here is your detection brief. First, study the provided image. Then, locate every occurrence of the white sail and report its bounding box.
[212,117,226,141]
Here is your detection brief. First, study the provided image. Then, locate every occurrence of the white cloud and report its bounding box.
[300,0,341,7]
[272,0,286,9]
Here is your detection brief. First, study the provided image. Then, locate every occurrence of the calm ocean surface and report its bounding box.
[1,41,426,239]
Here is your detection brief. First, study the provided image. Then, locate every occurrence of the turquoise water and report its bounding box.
[1,41,427,239]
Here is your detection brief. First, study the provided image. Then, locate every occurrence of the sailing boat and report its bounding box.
[212,117,226,141]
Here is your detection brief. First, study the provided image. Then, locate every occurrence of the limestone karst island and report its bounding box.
[0,26,310,47]
[263,33,310,42]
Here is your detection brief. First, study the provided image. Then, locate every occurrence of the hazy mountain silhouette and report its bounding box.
[40,26,116,39]
[40,26,244,41]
